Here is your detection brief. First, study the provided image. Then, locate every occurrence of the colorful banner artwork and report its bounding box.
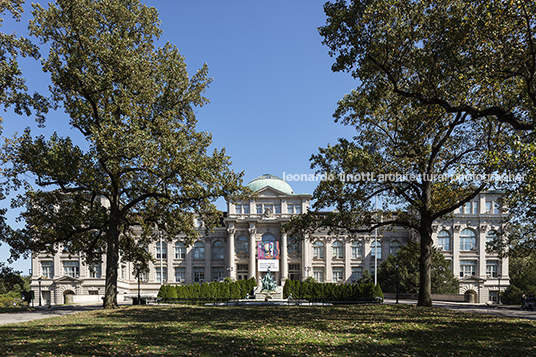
[258,241,279,260]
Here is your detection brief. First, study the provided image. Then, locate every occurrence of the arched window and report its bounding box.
[175,241,186,259]
[437,230,450,251]
[389,240,401,255]
[370,240,382,259]
[193,241,205,259]
[236,235,249,254]
[460,229,476,251]
[332,240,343,259]
[287,237,301,255]
[212,241,224,260]
[313,240,324,259]
[262,233,276,242]
[351,241,362,259]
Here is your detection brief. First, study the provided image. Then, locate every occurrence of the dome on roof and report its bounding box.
[247,174,294,195]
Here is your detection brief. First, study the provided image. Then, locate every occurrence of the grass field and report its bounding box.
[1,304,535,356]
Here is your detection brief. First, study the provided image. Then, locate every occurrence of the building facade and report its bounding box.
[30,174,509,305]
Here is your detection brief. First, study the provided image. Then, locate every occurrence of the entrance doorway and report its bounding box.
[464,290,477,303]
[63,290,75,304]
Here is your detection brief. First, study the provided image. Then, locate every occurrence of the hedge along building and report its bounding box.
[30,174,508,305]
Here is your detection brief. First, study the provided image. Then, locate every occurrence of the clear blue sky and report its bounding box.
[1,1,358,274]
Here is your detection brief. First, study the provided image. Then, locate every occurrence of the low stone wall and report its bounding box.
[383,293,470,302]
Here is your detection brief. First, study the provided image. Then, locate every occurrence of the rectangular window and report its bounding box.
[156,243,167,259]
[351,243,362,259]
[464,202,471,214]
[351,267,363,282]
[175,244,186,259]
[485,201,492,213]
[287,204,294,214]
[332,244,343,259]
[332,267,344,282]
[237,264,248,280]
[275,204,281,214]
[473,202,478,214]
[460,260,476,277]
[486,261,498,278]
[313,267,324,283]
[256,204,262,214]
[235,204,242,214]
[89,263,101,278]
[174,267,186,282]
[88,290,99,295]
[156,267,167,283]
[193,267,205,282]
[121,265,126,280]
[212,267,224,282]
[370,241,382,259]
[489,291,499,303]
[288,264,301,281]
[41,261,54,278]
[295,205,302,214]
[243,204,250,214]
[313,245,324,259]
[63,261,79,277]
[493,202,500,214]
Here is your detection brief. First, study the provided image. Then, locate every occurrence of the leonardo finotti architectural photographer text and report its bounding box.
[282,172,525,183]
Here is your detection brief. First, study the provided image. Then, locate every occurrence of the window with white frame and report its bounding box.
[370,240,382,259]
[212,241,224,260]
[313,241,324,259]
[141,271,148,282]
[485,201,500,214]
[486,261,499,278]
[473,201,478,214]
[287,203,302,214]
[121,265,126,280]
[256,204,262,214]
[464,202,471,214]
[175,241,186,259]
[235,203,250,214]
[351,241,362,259]
[89,263,101,278]
[313,267,324,283]
[389,240,401,255]
[351,267,363,282]
[212,267,224,281]
[460,260,476,277]
[274,204,281,214]
[41,261,54,278]
[193,267,205,282]
[460,229,476,251]
[174,267,186,282]
[437,230,451,251]
[156,267,167,283]
[332,267,344,282]
[236,235,249,254]
[332,240,344,259]
[193,241,205,259]
[63,261,79,277]
[485,201,492,213]
[156,241,167,259]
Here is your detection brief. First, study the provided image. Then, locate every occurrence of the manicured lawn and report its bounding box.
[1,304,535,356]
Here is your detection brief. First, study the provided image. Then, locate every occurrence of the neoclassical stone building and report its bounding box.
[30,174,508,305]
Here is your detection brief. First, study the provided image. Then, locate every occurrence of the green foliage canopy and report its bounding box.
[2,0,244,309]
[378,241,459,294]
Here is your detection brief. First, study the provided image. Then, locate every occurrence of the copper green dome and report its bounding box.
[247,174,294,194]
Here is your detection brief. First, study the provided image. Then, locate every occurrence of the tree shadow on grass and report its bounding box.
[1,304,535,356]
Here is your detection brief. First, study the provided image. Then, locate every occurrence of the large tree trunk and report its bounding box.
[417,216,434,307]
[103,210,120,309]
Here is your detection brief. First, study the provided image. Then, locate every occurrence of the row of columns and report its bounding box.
[227,223,289,284]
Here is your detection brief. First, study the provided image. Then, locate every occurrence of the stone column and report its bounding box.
[227,227,236,280]
[249,225,256,281]
[452,224,461,279]
[281,232,288,285]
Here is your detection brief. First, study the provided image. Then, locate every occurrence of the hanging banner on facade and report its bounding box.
[257,241,280,271]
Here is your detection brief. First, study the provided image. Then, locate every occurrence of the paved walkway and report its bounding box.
[384,298,536,320]
[0,304,104,325]
[1,300,536,325]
